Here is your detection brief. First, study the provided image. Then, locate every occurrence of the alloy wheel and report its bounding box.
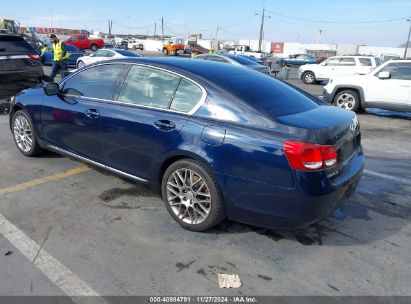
[336,93,356,110]
[166,168,211,225]
[304,73,315,84]
[13,115,33,153]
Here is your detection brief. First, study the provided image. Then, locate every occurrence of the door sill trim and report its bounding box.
[46,145,149,183]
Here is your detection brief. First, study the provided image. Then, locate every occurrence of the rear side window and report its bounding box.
[0,36,36,55]
[62,64,125,99]
[215,74,318,117]
[170,79,203,113]
[117,65,181,109]
[359,58,372,66]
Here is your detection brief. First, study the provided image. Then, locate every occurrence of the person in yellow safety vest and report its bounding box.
[48,34,70,81]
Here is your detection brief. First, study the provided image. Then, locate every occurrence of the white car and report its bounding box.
[299,56,381,84]
[76,49,142,68]
[128,40,144,50]
[323,59,411,112]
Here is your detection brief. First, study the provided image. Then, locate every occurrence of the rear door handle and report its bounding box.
[85,109,100,118]
[154,120,176,131]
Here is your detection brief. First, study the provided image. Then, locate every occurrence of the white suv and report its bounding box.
[323,59,411,112]
[299,56,381,84]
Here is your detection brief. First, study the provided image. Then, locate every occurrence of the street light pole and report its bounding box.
[404,18,411,58]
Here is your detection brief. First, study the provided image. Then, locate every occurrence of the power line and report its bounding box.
[266,9,408,24]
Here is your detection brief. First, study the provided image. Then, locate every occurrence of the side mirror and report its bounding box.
[44,83,60,96]
[378,71,390,79]
[89,53,94,57]
[321,62,326,66]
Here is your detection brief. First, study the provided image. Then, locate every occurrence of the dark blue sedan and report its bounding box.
[9,58,364,231]
[277,54,319,67]
[42,44,84,66]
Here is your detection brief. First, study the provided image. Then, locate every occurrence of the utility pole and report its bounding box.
[404,18,411,58]
[257,7,270,52]
[161,17,164,42]
[154,22,157,37]
[215,26,219,40]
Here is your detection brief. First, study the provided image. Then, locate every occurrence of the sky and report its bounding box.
[3,0,411,47]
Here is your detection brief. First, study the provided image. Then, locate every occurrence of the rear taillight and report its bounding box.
[28,54,40,60]
[283,141,338,171]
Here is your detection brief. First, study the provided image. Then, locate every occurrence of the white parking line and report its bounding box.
[364,169,411,186]
[0,214,99,296]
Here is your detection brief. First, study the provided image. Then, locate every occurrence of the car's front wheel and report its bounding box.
[162,159,225,231]
[333,90,361,112]
[162,48,169,56]
[77,60,85,68]
[12,110,44,157]
[302,71,316,84]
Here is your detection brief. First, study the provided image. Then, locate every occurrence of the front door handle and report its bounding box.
[154,120,176,131]
[85,109,100,118]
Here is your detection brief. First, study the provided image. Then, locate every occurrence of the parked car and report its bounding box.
[76,49,142,68]
[128,40,144,50]
[277,54,319,67]
[228,45,266,59]
[323,59,411,112]
[299,55,381,84]
[0,33,44,113]
[41,44,84,67]
[64,34,105,52]
[104,40,115,49]
[194,53,271,74]
[8,57,364,231]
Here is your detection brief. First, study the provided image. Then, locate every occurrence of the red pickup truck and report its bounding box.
[64,34,104,51]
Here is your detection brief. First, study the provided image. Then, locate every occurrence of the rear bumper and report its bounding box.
[218,147,364,230]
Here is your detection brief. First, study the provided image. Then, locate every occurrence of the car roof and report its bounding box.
[93,57,257,78]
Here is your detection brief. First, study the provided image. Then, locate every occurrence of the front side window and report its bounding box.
[70,37,77,42]
[118,65,181,109]
[324,57,340,66]
[382,63,411,80]
[339,57,356,66]
[61,64,125,99]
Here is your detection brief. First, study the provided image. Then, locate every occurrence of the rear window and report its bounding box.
[115,50,141,57]
[0,35,35,54]
[215,74,319,117]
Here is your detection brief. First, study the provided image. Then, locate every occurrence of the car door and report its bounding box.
[366,62,411,106]
[78,35,87,49]
[98,64,205,180]
[316,57,340,79]
[41,63,128,162]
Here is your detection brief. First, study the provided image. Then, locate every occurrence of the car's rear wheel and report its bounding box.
[173,50,178,56]
[12,110,44,157]
[77,60,85,68]
[302,71,316,84]
[161,159,225,231]
[162,48,169,55]
[90,44,98,52]
[334,90,360,112]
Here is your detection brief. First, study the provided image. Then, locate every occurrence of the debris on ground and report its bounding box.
[218,273,242,288]
[4,250,13,256]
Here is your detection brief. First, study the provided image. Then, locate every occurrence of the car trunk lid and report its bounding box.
[277,105,361,175]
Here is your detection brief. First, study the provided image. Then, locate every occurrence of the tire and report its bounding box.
[333,90,361,112]
[12,110,44,157]
[302,71,316,84]
[281,61,286,67]
[77,60,85,68]
[90,44,98,52]
[161,159,226,231]
[162,48,169,56]
[173,50,178,56]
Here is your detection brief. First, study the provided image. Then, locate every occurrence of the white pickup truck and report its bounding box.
[228,45,266,59]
